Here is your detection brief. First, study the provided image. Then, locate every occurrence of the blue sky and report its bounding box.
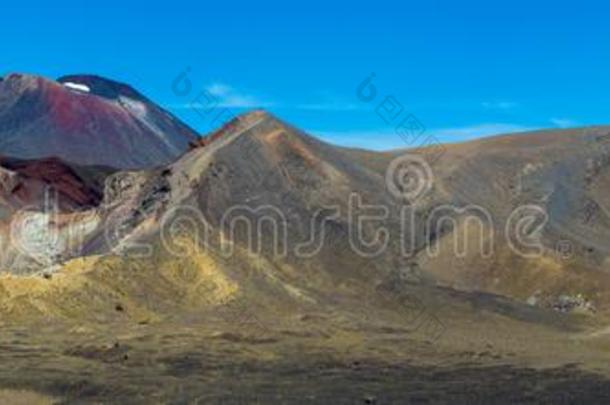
[3,0,610,150]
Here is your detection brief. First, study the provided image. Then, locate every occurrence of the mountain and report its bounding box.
[0,73,198,169]
[4,110,610,312]
[403,126,610,309]
[95,113,610,309]
[2,104,610,402]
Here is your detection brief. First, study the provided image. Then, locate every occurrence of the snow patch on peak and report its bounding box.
[119,96,147,117]
[118,96,181,154]
[63,82,90,93]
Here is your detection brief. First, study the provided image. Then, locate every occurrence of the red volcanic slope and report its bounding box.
[0,73,198,169]
[0,156,114,211]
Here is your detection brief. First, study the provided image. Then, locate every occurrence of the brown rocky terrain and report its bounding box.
[1,105,610,402]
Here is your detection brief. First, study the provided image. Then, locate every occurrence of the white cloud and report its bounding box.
[206,83,233,97]
[171,87,364,112]
[310,129,401,150]
[309,123,537,151]
[294,90,367,112]
[481,101,518,110]
[296,102,363,111]
[205,82,274,108]
[170,82,274,109]
[550,118,577,128]
[429,123,536,142]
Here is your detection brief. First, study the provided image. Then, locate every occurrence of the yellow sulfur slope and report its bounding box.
[0,237,238,324]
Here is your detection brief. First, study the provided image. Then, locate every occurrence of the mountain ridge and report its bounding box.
[2,88,610,402]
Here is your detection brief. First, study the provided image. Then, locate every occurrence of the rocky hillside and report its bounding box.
[1,110,609,317]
